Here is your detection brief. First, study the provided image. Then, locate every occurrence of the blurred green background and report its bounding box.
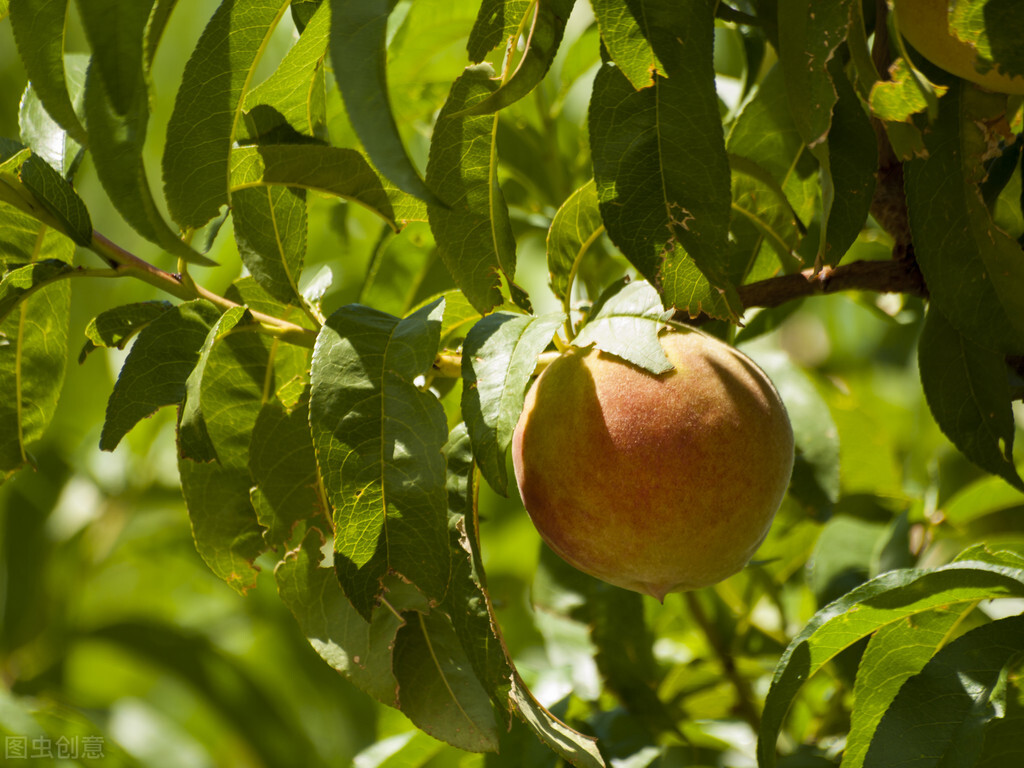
[2,2,1023,766]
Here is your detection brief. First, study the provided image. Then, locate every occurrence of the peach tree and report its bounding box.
[1,0,1023,765]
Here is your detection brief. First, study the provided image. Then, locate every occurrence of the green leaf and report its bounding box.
[426,64,517,315]
[869,58,948,123]
[590,0,662,89]
[81,0,212,266]
[8,0,89,146]
[918,307,1023,491]
[510,678,605,768]
[589,0,740,320]
[0,265,71,481]
[461,312,563,495]
[275,528,401,706]
[864,614,1024,768]
[241,0,329,140]
[177,307,273,592]
[0,260,74,326]
[467,0,532,61]
[815,59,877,267]
[229,144,424,229]
[949,0,1024,79]
[100,300,221,451]
[18,54,86,178]
[231,185,307,307]
[757,559,1024,768]
[162,0,290,229]
[572,279,674,373]
[442,424,514,701]
[249,393,325,549]
[392,610,501,752]
[777,0,852,147]
[78,300,172,362]
[842,604,973,768]
[329,0,442,206]
[547,179,604,305]
[459,0,576,116]
[309,300,451,620]
[904,82,1024,353]
[0,203,75,268]
[18,155,93,246]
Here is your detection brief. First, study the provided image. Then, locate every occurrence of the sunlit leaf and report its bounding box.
[547,179,604,305]
[232,185,307,307]
[0,258,71,481]
[426,64,516,314]
[758,558,1024,767]
[842,605,973,768]
[78,301,172,362]
[18,55,86,179]
[309,300,450,620]
[100,300,221,451]
[864,614,1024,768]
[230,144,424,229]
[572,280,673,373]
[589,0,739,319]
[461,312,563,495]
[8,0,88,146]
[162,0,290,229]
[590,0,662,89]
[330,0,441,206]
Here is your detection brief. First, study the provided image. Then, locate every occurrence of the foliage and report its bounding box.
[1,0,1023,766]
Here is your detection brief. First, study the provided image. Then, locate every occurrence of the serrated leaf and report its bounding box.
[329,0,441,206]
[276,528,401,705]
[864,614,1024,768]
[178,307,273,592]
[0,260,74,326]
[442,424,514,703]
[162,0,290,229]
[590,0,662,89]
[0,263,71,481]
[815,59,877,267]
[242,0,329,141]
[426,64,516,315]
[572,280,673,373]
[870,58,947,123]
[100,300,221,451]
[0,204,75,268]
[19,54,86,179]
[589,1,739,320]
[229,144,424,228]
[232,185,307,307]
[777,0,853,148]
[467,0,531,61]
[841,604,973,768]
[392,610,501,752]
[79,301,172,363]
[249,393,325,548]
[309,300,451,620]
[547,179,604,305]
[8,0,88,146]
[461,312,563,495]
[904,82,1024,352]
[81,1,212,266]
[757,559,1024,768]
[918,307,1023,491]
[18,155,92,246]
[459,0,576,116]
[510,677,605,768]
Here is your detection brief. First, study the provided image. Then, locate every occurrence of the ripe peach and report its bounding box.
[512,329,794,600]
